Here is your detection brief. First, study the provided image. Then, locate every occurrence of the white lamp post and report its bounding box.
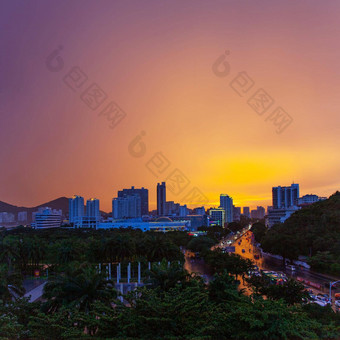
[329,280,340,304]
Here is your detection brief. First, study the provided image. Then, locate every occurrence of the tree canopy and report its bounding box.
[261,192,340,274]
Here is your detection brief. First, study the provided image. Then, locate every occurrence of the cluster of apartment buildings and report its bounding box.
[0,211,31,225]
[1,181,326,231]
[68,183,197,232]
[0,209,62,229]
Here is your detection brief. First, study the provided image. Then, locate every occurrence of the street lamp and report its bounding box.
[329,280,340,304]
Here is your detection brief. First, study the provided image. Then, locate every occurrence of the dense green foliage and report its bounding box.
[261,192,340,274]
[42,263,117,313]
[186,235,215,254]
[0,228,187,279]
[251,222,267,244]
[0,227,339,338]
[1,266,339,339]
[246,276,309,305]
[197,225,230,241]
[204,249,253,281]
[226,221,243,233]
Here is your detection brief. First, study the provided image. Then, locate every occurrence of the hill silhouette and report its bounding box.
[0,197,69,222]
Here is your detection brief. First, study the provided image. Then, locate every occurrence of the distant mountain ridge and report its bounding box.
[0,197,109,222]
[0,197,70,222]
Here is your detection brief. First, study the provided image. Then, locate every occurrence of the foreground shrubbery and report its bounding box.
[0,264,339,339]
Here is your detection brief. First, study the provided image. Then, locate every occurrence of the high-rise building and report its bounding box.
[291,183,299,206]
[268,183,301,228]
[179,205,188,217]
[195,206,206,215]
[257,206,265,219]
[209,208,225,226]
[69,195,84,223]
[251,206,265,219]
[165,201,175,216]
[272,183,299,209]
[18,211,28,222]
[118,186,149,215]
[233,206,241,221]
[86,198,100,219]
[243,207,250,218]
[220,194,233,223]
[0,212,15,224]
[112,194,141,219]
[157,182,166,216]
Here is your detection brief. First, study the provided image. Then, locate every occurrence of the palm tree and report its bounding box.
[144,235,173,261]
[208,270,244,303]
[103,237,118,263]
[0,264,24,302]
[145,259,189,291]
[43,263,117,313]
[114,235,135,261]
[28,237,46,271]
[16,237,30,273]
[0,237,18,271]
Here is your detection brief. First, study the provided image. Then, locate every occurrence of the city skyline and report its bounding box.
[0,180,337,213]
[1,1,340,212]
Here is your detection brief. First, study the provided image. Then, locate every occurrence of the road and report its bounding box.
[24,282,47,302]
[184,250,213,283]
[226,229,340,308]
[183,227,340,309]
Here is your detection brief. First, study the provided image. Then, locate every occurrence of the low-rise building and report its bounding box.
[298,194,327,206]
[32,207,62,229]
[265,206,300,228]
[209,208,225,226]
[97,217,189,232]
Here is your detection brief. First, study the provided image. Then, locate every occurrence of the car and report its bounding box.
[309,294,317,301]
[248,270,261,277]
[276,271,288,280]
[310,300,328,307]
[286,264,296,271]
[316,294,331,304]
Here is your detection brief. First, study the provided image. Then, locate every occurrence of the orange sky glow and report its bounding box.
[1,0,339,212]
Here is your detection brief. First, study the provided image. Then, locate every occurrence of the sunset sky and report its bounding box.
[1,0,340,212]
